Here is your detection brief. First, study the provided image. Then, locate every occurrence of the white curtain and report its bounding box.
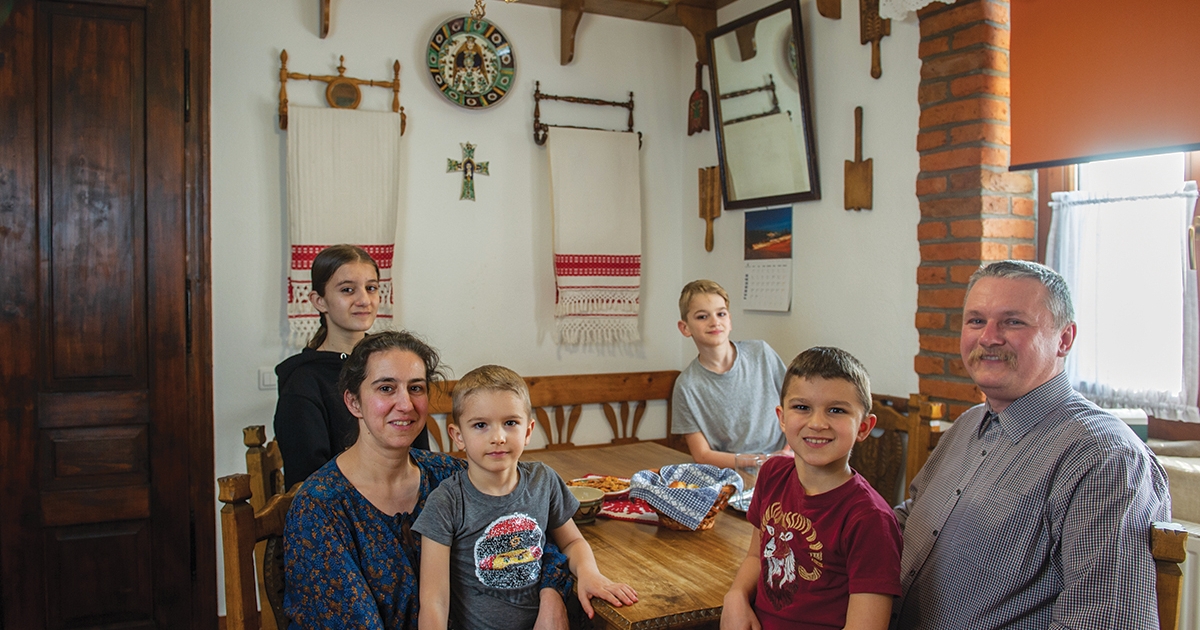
[1047,182,1200,422]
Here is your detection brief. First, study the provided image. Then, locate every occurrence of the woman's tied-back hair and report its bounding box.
[965,260,1075,329]
[781,347,873,415]
[337,331,445,443]
[451,365,532,424]
[307,244,380,350]
[678,279,730,320]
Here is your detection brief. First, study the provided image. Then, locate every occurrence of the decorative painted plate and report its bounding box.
[427,16,516,109]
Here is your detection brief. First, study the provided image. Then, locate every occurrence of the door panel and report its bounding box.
[44,521,154,630]
[1,1,198,628]
[44,425,150,479]
[45,6,147,385]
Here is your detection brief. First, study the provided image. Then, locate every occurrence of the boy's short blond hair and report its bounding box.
[451,364,533,423]
[781,347,872,416]
[678,279,730,320]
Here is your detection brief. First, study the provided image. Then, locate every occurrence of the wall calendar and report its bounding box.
[742,207,792,312]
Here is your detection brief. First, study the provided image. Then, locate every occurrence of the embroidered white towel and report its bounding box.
[547,127,642,344]
[285,106,402,348]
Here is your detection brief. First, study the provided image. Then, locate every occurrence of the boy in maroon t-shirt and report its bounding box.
[722,347,902,630]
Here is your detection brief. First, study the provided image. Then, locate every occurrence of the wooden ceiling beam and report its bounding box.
[518,0,734,65]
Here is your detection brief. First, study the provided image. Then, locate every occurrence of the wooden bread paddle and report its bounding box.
[699,166,721,251]
[844,107,872,211]
[860,0,890,78]
[817,0,841,19]
[687,62,710,136]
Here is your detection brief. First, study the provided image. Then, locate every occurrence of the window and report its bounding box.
[1043,153,1199,422]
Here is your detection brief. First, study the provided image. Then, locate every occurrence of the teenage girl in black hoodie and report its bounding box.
[273,245,429,489]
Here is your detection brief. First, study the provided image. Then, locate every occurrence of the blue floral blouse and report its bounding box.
[283,450,574,629]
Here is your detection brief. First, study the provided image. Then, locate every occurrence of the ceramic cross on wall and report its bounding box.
[447,142,490,201]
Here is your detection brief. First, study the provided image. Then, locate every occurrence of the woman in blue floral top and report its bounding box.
[283,331,573,629]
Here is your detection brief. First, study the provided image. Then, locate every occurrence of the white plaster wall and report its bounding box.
[681,0,921,398]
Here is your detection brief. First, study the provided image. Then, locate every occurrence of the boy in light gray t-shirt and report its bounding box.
[671,280,787,469]
[673,339,787,454]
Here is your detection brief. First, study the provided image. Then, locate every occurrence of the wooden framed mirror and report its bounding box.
[708,0,820,209]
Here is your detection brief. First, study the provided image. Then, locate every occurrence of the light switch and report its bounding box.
[258,367,277,391]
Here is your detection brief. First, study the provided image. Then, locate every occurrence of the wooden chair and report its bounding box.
[1153,521,1188,630]
[851,394,945,504]
[426,371,680,452]
[218,426,293,630]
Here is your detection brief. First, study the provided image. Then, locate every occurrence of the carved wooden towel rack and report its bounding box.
[277,50,406,134]
[532,81,641,148]
[720,73,785,126]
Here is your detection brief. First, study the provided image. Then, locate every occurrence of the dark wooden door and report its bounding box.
[0,1,211,628]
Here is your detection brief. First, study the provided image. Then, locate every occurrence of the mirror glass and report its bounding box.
[708,0,819,209]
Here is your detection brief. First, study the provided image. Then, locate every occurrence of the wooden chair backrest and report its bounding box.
[225,426,288,630]
[1153,521,1188,630]
[244,426,285,507]
[426,371,680,452]
[218,472,297,630]
[851,394,945,502]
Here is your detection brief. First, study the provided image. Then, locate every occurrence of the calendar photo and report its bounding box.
[743,206,792,260]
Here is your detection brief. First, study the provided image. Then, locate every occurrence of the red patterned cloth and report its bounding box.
[599,498,658,524]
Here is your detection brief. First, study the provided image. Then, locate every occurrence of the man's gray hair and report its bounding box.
[965,260,1075,329]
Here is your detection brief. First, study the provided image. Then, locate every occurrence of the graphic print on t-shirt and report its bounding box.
[760,501,824,610]
[474,513,544,589]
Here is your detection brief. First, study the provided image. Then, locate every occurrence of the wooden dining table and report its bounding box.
[524,442,754,630]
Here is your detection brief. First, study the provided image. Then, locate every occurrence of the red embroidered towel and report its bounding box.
[547,127,642,344]
[285,106,402,347]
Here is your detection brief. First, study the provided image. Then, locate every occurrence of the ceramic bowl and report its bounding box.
[568,485,605,524]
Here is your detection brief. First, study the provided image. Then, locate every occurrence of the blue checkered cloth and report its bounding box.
[630,464,743,530]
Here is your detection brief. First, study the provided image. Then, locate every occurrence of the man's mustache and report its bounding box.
[966,346,1018,369]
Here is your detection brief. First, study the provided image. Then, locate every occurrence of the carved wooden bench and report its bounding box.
[425,370,682,453]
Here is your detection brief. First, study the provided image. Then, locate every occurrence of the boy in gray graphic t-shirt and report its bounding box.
[671,280,788,470]
[413,365,637,630]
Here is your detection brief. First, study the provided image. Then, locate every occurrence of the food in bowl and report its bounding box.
[668,481,701,489]
[567,475,630,497]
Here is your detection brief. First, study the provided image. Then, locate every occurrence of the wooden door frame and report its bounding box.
[186,0,217,626]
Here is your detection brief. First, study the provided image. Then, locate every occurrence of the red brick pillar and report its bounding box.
[914,0,1036,419]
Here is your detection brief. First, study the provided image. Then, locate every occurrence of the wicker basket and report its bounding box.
[656,484,736,531]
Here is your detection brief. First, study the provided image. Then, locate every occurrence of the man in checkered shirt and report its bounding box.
[892,260,1171,629]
